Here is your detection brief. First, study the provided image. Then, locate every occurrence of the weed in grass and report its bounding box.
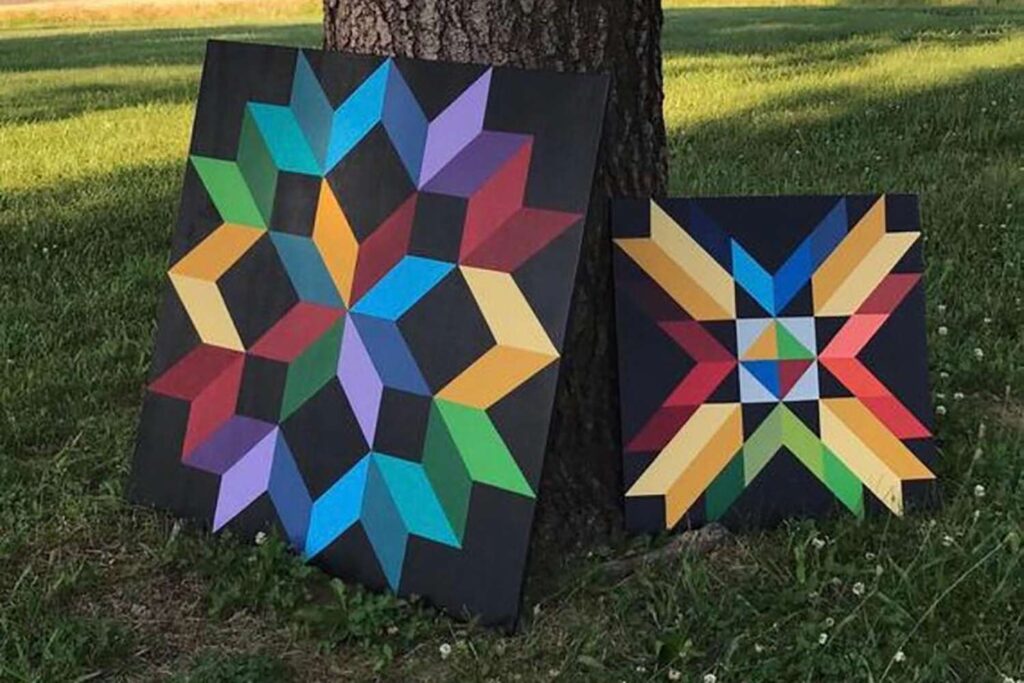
[170,651,295,683]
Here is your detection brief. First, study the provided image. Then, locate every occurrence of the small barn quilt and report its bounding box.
[612,196,936,532]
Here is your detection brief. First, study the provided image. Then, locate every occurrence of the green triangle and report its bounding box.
[190,156,268,229]
[279,319,344,420]
[775,322,815,360]
[822,447,865,518]
[433,400,534,498]
[422,404,473,540]
[705,450,745,522]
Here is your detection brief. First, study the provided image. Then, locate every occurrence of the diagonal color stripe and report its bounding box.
[731,241,775,315]
[742,404,783,482]
[351,256,453,320]
[820,398,934,515]
[649,201,736,318]
[436,345,555,409]
[460,266,557,355]
[626,403,742,528]
[813,197,886,310]
[616,239,733,321]
[820,314,887,359]
[816,232,919,315]
[858,273,921,315]
[170,223,263,281]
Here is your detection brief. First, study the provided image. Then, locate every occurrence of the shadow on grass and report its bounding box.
[663,4,1023,58]
[0,21,319,73]
[0,161,184,458]
[665,61,1024,192]
[2,6,1018,130]
[0,78,196,125]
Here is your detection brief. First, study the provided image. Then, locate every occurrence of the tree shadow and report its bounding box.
[0,21,320,126]
[663,4,1024,58]
[664,63,1024,195]
[0,78,195,125]
[1,161,184,456]
[0,21,319,73]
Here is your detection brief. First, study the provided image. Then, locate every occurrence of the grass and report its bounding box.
[1,2,1023,681]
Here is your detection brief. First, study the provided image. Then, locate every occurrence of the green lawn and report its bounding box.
[2,4,1023,682]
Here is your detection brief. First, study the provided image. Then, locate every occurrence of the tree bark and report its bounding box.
[323,0,668,548]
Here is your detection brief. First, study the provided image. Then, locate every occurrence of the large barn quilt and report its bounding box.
[130,40,608,627]
[613,196,936,532]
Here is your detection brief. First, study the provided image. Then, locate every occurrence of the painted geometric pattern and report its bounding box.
[134,45,598,603]
[613,197,936,531]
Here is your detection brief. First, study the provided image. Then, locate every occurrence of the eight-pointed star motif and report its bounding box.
[614,197,935,530]
[149,53,584,589]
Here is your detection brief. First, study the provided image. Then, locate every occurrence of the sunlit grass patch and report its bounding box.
[0,0,318,30]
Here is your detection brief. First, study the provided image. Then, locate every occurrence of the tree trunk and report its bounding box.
[323,1,668,551]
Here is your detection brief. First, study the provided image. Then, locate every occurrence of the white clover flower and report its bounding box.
[818,633,828,645]
[937,304,947,314]
[940,371,950,379]
[974,484,986,498]
[702,674,717,683]
[937,326,948,336]
[754,643,765,654]
[984,317,993,324]
[548,669,560,679]
[894,650,906,663]
[936,405,947,416]
[386,625,398,635]
[974,347,984,360]
[439,642,452,659]
[852,582,866,596]
[875,564,884,577]
[667,669,682,681]
[254,531,267,545]
[954,392,965,401]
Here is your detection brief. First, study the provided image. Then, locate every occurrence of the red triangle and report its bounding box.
[461,206,580,272]
[778,359,813,396]
[350,194,416,303]
[627,405,697,452]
